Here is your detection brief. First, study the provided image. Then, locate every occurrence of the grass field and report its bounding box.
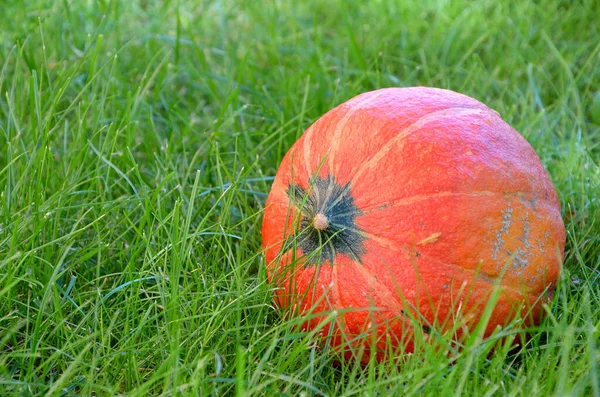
[1,0,599,395]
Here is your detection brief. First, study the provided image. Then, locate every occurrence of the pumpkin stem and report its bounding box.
[313,213,329,231]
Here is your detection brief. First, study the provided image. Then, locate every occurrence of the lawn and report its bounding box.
[1,0,599,395]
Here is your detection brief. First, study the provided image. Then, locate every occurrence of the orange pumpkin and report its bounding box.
[262,87,565,361]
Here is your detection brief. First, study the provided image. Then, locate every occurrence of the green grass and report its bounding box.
[1,0,599,395]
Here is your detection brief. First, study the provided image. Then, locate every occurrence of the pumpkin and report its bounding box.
[261,87,565,361]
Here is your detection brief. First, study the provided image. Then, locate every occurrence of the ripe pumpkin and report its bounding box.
[261,87,565,361]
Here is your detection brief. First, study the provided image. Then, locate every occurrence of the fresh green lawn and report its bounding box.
[1,0,599,395]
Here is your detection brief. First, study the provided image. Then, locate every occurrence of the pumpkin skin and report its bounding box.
[261,87,565,362]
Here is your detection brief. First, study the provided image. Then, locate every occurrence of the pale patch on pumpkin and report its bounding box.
[508,247,529,270]
[492,204,513,261]
[520,216,531,249]
[417,232,442,245]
